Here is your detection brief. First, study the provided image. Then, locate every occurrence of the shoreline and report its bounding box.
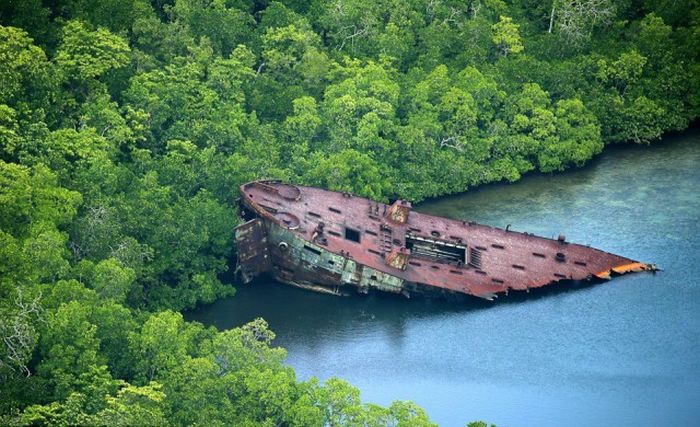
[416,122,700,207]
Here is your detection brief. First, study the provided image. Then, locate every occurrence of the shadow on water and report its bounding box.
[187,269,650,348]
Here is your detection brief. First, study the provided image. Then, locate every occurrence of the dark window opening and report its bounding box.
[328,230,341,237]
[365,230,378,236]
[303,245,321,256]
[308,211,321,218]
[406,234,466,264]
[344,227,361,243]
[329,207,342,214]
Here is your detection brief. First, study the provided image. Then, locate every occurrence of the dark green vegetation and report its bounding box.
[1,0,698,425]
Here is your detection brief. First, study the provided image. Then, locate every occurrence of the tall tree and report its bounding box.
[492,15,524,57]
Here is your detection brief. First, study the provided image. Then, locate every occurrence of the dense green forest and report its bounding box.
[1,0,698,425]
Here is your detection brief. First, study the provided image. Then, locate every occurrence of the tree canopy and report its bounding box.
[1,0,699,424]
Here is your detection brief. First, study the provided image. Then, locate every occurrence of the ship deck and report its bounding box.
[239,181,650,299]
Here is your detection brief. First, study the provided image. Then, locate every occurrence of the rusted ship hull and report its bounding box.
[234,181,655,301]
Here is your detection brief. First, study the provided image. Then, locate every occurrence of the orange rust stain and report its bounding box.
[594,271,612,280]
[595,262,653,279]
[611,262,651,274]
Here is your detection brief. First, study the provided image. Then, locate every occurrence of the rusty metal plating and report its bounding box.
[235,180,656,300]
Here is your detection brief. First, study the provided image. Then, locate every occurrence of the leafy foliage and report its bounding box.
[2,0,699,424]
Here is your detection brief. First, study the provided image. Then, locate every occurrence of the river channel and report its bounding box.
[187,129,700,426]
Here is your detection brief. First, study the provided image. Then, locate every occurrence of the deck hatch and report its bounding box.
[344,227,361,243]
[406,234,466,264]
[468,248,482,269]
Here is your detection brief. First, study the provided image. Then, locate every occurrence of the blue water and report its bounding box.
[188,129,700,426]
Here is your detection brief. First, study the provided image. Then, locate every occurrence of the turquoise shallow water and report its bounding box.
[187,129,700,426]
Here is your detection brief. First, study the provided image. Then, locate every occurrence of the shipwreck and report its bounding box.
[234,180,655,300]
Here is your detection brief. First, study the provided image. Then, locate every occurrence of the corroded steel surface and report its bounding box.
[234,218,271,283]
[235,180,655,300]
